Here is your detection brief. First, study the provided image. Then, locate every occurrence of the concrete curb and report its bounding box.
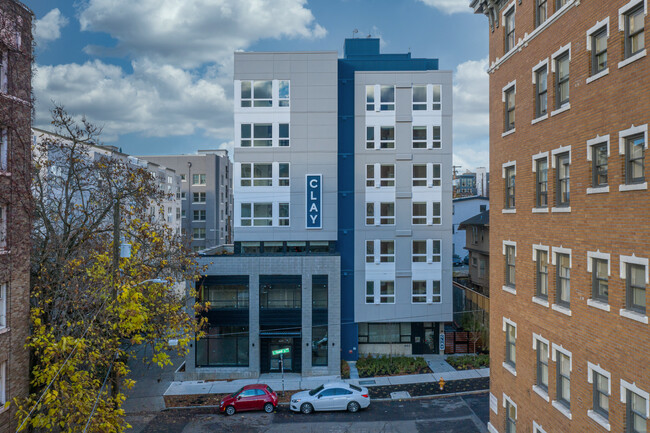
[161,388,490,411]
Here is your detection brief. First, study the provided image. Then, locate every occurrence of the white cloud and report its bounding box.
[33,60,233,142]
[78,0,327,68]
[453,57,489,171]
[418,0,472,14]
[34,8,69,44]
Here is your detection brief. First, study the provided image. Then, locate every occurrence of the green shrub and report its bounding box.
[446,354,490,370]
[355,355,431,378]
[341,359,350,379]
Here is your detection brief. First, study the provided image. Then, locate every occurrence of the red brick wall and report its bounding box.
[485,0,650,432]
[0,1,32,432]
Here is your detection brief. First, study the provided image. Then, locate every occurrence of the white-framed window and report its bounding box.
[240,202,272,226]
[618,124,648,189]
[552,146,571,208]
[192,192,206,203]
[502,161,516,210]
[532,333,550,398]
[503,1,516,53]
[552,247,572,311]
[412,125,441,149]
[412,84,442,111]
[366,84,395,111]
[279,163,290,186]
[366,202,395,225]
[503,81,516,132]
[180,174,186,182]
[551,44,571,110]
[431,84,441,110]
[620,255,648,319]
[0,205,6,249]
[619,0,646,61]
[503,393,517,433]
[365,280,395,304]
[587,135,610,190]
[240,79,289,108]
[503,241,516,292]
[192,227,206,240]
[278,80,290,107]
[366,126,395,149]
[587,362,611,428]
[279,123,290,147]
[533,421,548,433]
[411,280,441,304]
[586,18,610,79]
[193,210,206,221]
[532,59,549,119]
[587,251,610,306]
[413,85,427,111]
[240,163,290,187]
[413,126,427,148]
[412,163,441,187]
[365,164,395,188]
[192,173,206,185]
[621,380,649,433]
[240,123,272,147]
[278,202,289,226]
[503,318,516,371]
[412,201,441,225]
[365,240,395,264]
[412,239,441,263]
[0,282,6,329]
[552,344,572,417]
[0,128,7,172]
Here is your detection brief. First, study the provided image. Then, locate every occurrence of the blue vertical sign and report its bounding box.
[306,174,322,229]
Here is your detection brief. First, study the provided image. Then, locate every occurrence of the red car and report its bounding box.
[219,384,278,416]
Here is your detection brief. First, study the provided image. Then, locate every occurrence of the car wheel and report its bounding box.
[225,405,236,416]
[347,401,360,413]
[300,403,314,414]
[264,403,274,413]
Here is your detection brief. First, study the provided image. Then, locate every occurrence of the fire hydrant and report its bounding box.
[439,377,446,391]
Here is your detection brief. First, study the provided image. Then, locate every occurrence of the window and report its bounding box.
[412,202,426,225]
[241,80,272,107]
[278,80,290,107]
[193,210,206,221]
[556,253,571,307]
[556,0,568,9]
[505,322,516,368]
[593,258,609,302]
[536,250,549,299]
[380,127,395,149]
[358,323,411,343]
[432,281,441,302]
[505,8,515,52]
[413,85,426,110]
[0,283,6,329]
[366,203,375,225]
[380,241,395,263]
[380,85,395,111]
[0,205,5,249]
[366,126,375,149]
[380,164,395,187]
[203,282,249,308]
[536,66,548,117]
[555,53,570,109]
[536,0,547,26]
[413,126,427,148]
[591,27,608,75]
[279,163,290,186]
[380,202,395,224]
[240,203,273,226]
[279,203,289,226]
[624,385,648,433]
[193,227,206,240]
[505,397,517,433]
[432,85,441,110]
[366,241,375,263]
[592,371,610,420]
[556,350,571,409]
[505,166,515,209]
[192,173,206,185]
[0,51,6,94]
[412,164,441,187]
[432,126,441,148]
[627,263,646,314]
[366,281,375,303]
[592,143,608,186]
[505,244,516,288]
[241,123,273,147]
[412,240,426,263]
[536,339,549,391]
[556,153,570,206]
[0,361,5,406]
[0,128,7,172]
[240,163,272,187]
[536,158,548,207]
[624,4,645,59]
[260,279,301,309]
[366,165,375,187]
[412,281,427,303]
[504,86,515,131]
[412,240,441,263]
[180,174,186,182]
[279,123,289,146]
[366,85,375,111]
[626,134,645,184]
[380,281,395,303]
[193,192,206,203]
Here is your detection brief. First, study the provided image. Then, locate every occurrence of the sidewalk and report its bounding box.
[164,357,489,404]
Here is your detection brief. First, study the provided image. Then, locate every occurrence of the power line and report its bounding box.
[82,358,114,433]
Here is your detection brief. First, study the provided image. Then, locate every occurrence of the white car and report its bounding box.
[290,382,370,414]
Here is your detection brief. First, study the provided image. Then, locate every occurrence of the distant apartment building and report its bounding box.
[0,1,32,432]
[138,150,233,250]
[453,195,489,259]
[183,38,453,380]
[455,170,478,196]
[476,167,489,197]
[471,0,650,432]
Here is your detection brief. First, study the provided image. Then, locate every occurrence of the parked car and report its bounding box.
[453,254,463,266]
[290,382,370,414]
[220,384,278,416]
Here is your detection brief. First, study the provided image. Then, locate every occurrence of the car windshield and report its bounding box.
[309,385,325,396]
[349,384,362,392]
[230,387,244,398]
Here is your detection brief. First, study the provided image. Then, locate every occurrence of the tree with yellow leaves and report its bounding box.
[15,105,207,432]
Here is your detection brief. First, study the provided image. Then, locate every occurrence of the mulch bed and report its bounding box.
[164,389,305,408]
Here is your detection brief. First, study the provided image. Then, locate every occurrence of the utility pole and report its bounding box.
[111,196,120,407]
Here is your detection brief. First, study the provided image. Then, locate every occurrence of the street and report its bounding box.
[126,392,489,433]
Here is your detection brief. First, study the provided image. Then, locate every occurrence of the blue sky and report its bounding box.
[27,0,489,171]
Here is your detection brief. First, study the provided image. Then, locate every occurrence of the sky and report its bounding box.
[26,0,489,171]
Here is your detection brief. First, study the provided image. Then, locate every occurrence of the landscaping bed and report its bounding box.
[355,355,431,378]
[446,354,489,370]
[341,359,350,379]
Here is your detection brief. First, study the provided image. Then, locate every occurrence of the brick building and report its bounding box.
[471,0,650,432]
[0,1,32,432]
